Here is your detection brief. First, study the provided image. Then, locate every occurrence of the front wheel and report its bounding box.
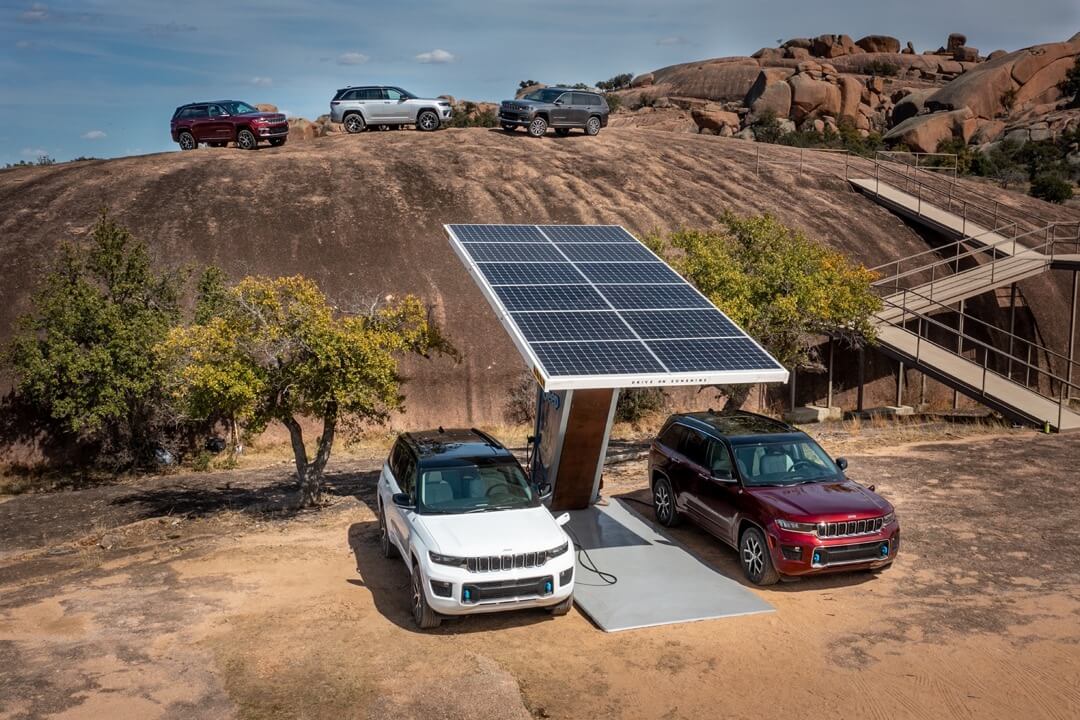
[528,116,548,137]
[343,113,366,134]
[236,128,257,150]
[269,137,286,147]
[548,594,573,616]
[417,110,439,132]
[178,131,196,150]
[585,116,602,136]
[411,565,441,629]
[740,527,780,586]
[653,476,680,527]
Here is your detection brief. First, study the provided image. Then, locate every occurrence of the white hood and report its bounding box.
[416,506,567,556]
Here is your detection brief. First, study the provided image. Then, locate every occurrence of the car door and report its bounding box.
[205,104,233,141]
[653,423,689,509]
[550,92,573,126]
[678,428,719,528]
[186,105,212,141]
[365,87,394,122]
[570,93,593,126]
[694,439,742,543]
[383,87,410,123]
[382,444,417,557]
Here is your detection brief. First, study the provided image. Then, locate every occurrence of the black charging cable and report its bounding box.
[563,524,618,586]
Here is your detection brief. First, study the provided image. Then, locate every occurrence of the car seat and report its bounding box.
[760,448,793,475]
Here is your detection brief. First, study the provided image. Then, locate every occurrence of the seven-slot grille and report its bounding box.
[466,552,543,573]
[818,517,884,538]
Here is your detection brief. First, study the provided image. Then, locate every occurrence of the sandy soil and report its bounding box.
[2,428,1079,719]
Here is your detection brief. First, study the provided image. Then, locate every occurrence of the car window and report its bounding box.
[208,105,226,117]
[398,452,417,498]
[186,106,209,119]
[734,439,839,486]
[417,461,536,514]
[385,88,404,101]
[389,440,404,477]
[555,92,572,105]
[571,93,593,105]
[523,88,566,103]
[358,88,383,101]
[708,441,734,478]
[659,423,687,451]
[680,429,710,468]
[590,94,604,106]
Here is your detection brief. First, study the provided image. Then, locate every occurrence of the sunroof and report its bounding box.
[446,224,789,390]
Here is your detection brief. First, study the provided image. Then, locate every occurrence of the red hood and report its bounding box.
[748,480,891,520]
[242,111,287,123]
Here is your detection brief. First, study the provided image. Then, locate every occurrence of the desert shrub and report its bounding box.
[505,372,538,425]
[750,109,784,144]
[615,388,668,424]
[971,141,1027,188]
[1059,58,1080,106]
[864,60,899,77]
[604,93,623,112]
[934,137,975,175]
[596,73,633,92]
[448,103,497,128]
[1000,88,1017,114]
[1029,173,1074,203]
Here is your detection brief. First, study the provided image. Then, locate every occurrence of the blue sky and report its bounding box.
[1,0,1076,163]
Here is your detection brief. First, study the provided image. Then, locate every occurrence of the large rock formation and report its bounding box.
[745,68,794,119]
[883,107,974,152]
[811,34,862,58]
[646,58,763,102]
[789,73,842,122]
[856,35,901,54]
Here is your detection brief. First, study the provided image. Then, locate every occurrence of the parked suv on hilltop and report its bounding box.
[329,86,452,133]
[378,428,575,628]
[171,101,288,150]
[499,87,609,137]
[649,411,899,585]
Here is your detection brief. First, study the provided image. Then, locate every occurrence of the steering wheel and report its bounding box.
[486,484,511,497]
[789,460,818,473]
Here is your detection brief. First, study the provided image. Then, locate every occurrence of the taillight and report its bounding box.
[331,101,340,105]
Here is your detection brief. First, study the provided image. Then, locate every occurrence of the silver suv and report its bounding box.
[329,86,452,133]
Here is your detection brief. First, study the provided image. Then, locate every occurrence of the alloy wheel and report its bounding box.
[654,482,671,523]
[411,571,423,623]
[529,117,547,136]
[237,131,256,150]
[587,117,601,135]
[418,112,438,131]
[179,133,195,150]
[345,115,365,133]
[742,533,764,579]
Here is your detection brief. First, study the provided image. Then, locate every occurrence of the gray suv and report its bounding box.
[329,86,452,133]
[499,88,609,137]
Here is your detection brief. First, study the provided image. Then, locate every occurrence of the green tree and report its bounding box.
[1059,57,1080,106]
[646,213,881,411]
[159,275,455,505]
[596,73,633,91]
[5,211,182,463]
[1029,173,1075,203]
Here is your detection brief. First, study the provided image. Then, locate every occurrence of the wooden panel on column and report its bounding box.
[550,388,617,511]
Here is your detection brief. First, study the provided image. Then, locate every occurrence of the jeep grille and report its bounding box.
[466,552,542,573]
[818,517,884,538]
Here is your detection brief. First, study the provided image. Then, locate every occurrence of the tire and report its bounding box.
[236,128,257,150]
[379,508,397,559]
[417,110,439,132]
[585,116,602,136]
[555,128,570,137]
[502,124,517,132]
[548,594,573,616]
[178,131,196,151]
[269,137,286,147]
[528,116,548,138]
[740,527,780,586]
[652,476,680,527]
[411,563,441,629]
[343,113,366,134]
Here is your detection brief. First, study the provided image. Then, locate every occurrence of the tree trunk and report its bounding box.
[282,402,338,508]
[720,384,753,414]
[280,415,313,505]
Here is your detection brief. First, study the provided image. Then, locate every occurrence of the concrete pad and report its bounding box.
[865,405,916,417]
[784,405,843,423]
[564,499,773,632]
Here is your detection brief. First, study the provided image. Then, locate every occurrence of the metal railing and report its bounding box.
[881,289,1079,429]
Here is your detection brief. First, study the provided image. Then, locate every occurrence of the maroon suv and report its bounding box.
[171,101,288,151]
[648,411,899,585]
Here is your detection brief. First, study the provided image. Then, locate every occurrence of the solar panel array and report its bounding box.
[445,224,788,389]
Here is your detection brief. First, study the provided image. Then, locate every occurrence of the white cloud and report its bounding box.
[415,48,455,64]
[21,147,48,157]
[249,76,272,87]
[337,51,369,66]
[18,3,49,23]
[81,130,107,140]
[656,36,689,46]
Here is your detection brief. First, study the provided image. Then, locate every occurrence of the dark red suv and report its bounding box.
[648,411,899,585]
[171,101,288,151]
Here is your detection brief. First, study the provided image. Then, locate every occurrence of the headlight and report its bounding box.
[542,542,569,562]
[776,518,817,533]
[428,551,468,569]
[882,512,896,526]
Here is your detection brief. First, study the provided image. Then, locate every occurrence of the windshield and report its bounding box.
[732,439,841,487]
[418,461,538,514]
[523,89,566,103]
[222,101,258,115]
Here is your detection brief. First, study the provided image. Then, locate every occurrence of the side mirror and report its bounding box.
[713,470,736,482]
[554,100,564,106]
[555,512,570,527]
[836,457,848,471]
[391,492,415,509]
[537,481,553,499]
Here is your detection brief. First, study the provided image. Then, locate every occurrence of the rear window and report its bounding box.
[178,106,208,119]
[572,92,600,106]
[358,88,384,100]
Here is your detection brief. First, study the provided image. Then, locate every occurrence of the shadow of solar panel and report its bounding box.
[512,311,636,342]
[463,243,565,262]
[577,263,683,285]
[494,285,608,311]
[621,309,740,339]
[478,263,584,286]
[542,226,638,244]
[646,338,783,372]
[558,243,656,262]
[532,341,666,376]
[598,285,712,310]
[453,224,547,243]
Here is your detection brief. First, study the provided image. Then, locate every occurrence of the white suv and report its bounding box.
[377,428,575,628]
[329,85,452,133]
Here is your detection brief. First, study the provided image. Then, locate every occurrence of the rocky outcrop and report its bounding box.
[745,68,794,119]
[691,106,741,135]
[789,73,842,122]
[856,35,900,54]
[883,107,974,153]
[646,58,763,102]
[515,83,546,99]
[255,104,278,113]
[811,34,862,58]
[630,73,654,88]
[890,89,936,126]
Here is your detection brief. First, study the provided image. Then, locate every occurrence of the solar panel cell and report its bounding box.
[541,226,638,244]
[513,312,636,342]
[621,309,740,339]
[531,341,666,376]
[577,263,683,285]
[558,243,656,263]
[463,243,565,262]
[646,338,783,372]
[478,263,584,286]
[454,224,547,243]
[493,285,608,312]
[598,285,712,310]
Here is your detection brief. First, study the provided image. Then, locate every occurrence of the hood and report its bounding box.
[241,111,287,123]
[415,506,567,556]
[748,480,890,520]
[503,99,546,109]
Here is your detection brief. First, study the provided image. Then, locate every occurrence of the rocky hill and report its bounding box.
[1,128,1077,435]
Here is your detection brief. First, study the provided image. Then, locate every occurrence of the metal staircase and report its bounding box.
[846,158,1080,430]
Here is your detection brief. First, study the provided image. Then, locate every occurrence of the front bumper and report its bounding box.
[255,125,289,138]
[498,111,532,127]
[769,525,900,576]
[421,553,574,616]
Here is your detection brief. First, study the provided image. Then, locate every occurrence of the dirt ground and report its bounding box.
[2,427,1080,719]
